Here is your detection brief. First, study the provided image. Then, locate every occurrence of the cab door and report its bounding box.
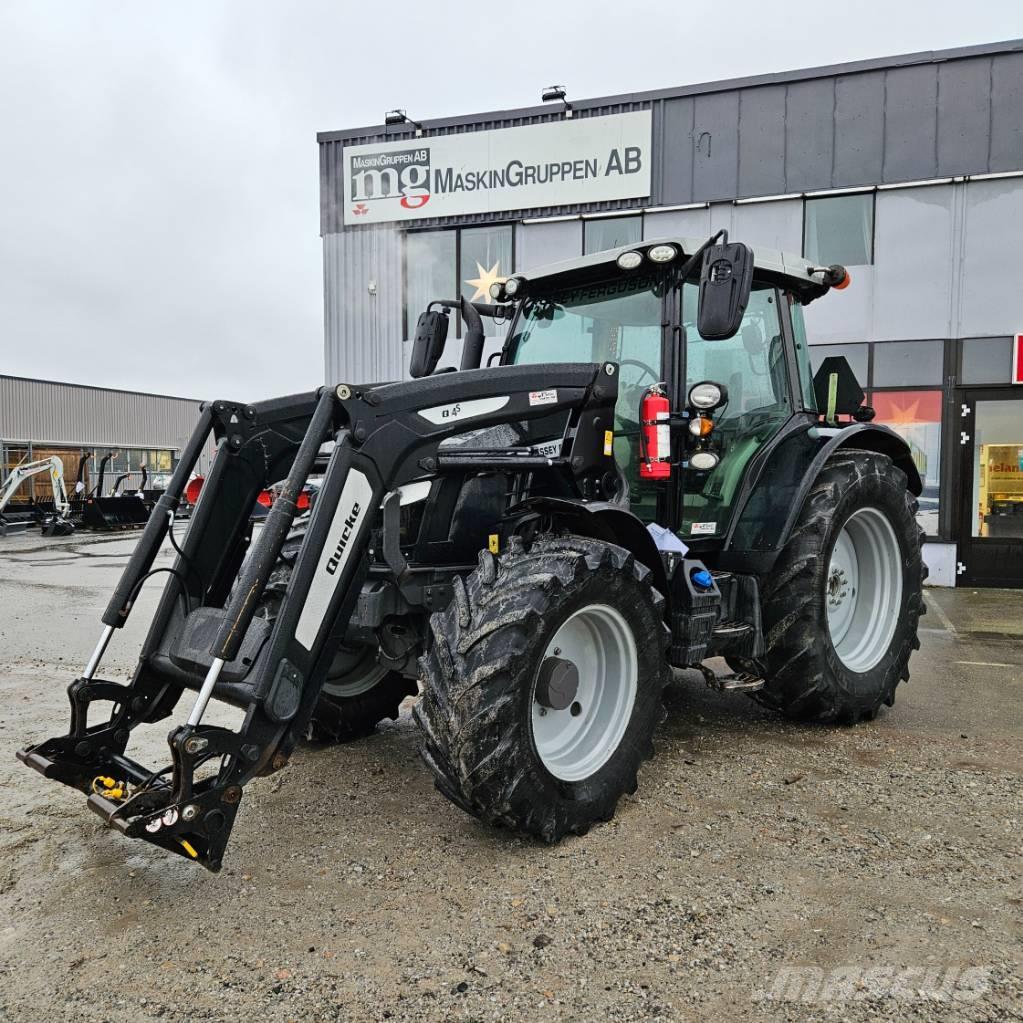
[677,284,796,541]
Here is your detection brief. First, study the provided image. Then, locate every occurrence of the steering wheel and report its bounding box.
[618,358,660,387]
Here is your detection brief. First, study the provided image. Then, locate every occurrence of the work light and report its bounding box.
[616,251,643,270]
[688,381,726,410]
[689,451,720,470]
[647,244,678,263]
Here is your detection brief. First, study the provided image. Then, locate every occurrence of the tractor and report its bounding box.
[18,232,925,870]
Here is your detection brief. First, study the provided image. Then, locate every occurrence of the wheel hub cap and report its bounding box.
[531,605,638,783]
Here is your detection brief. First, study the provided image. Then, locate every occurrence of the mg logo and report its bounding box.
[350,147,431,211]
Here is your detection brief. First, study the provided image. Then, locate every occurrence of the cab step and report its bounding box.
[695,663,765,693]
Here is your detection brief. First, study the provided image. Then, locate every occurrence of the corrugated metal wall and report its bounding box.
[0,375,205,457]
[323,226,404,384]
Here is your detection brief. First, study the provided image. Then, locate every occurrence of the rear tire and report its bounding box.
[415,534,670,842]
[754,449,925,723]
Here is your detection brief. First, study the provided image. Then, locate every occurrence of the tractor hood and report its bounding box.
[510,236,833,303]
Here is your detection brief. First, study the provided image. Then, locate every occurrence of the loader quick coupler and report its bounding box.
[18,363,620,871]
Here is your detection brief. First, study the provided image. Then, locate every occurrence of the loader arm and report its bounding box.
[18,362,619,871]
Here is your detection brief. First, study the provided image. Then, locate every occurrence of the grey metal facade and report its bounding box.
[318,39,1023,586]
[0,375,206,459]
[319,39,1023,387]
[319,40,1023,232]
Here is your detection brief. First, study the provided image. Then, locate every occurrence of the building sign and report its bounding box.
[342,111,652,225]
[1013,333,1023,384]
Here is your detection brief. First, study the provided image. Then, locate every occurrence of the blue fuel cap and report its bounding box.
[690,568,714,590]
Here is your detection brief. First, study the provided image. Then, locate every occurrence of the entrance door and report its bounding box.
[957,389,1023,587]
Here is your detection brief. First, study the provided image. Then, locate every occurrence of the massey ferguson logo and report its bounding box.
[350,148,431,213]
[325,502,362,575]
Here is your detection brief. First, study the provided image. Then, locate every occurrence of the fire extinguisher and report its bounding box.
[639,384,672,480]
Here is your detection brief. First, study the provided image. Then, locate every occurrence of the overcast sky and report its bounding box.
[1,3,1019,401]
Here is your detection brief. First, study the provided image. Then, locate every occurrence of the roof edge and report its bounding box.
[318,38,1023,143]
[0,374,202,406]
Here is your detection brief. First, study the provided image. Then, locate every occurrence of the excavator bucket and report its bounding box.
[82,495,150,530]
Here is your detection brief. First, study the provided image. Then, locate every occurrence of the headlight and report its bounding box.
[689,451,720,471]
[647,244,677,263]
[616,250,643,270]
[504,277,521,296]
[688,381,726,410]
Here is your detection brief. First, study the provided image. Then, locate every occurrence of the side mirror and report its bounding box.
[696,241,754,340]
[409,309,449,378]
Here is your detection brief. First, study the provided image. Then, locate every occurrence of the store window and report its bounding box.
[969,400,1023,540]
[871,390,942,536]
[459,225,514,337]
[803,194,875,266]
[404,230,456,338]
[961,337,1015,385]
[403,225,513,339]
[584,215,642,255]
[872,340,943,387]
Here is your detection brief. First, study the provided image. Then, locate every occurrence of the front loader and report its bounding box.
[19,233,926,870]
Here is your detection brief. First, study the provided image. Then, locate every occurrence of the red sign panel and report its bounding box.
[1014,334,1023,385]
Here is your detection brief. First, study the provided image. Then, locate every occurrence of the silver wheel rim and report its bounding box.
[531,604,638,782]
[322,646,387,698]
[826,507,903,673]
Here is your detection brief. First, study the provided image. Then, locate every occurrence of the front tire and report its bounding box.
[755,449,925,723]
[415,534,670,842]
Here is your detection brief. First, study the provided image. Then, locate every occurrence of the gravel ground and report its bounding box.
[0,531,1020,1022]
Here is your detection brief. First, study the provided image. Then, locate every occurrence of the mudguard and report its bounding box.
[509,497,670,610]
[719,422,922,573]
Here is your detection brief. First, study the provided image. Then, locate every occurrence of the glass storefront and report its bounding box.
[969,400,1023,539]
[871,390,943,537]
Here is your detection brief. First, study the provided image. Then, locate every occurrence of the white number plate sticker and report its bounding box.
[690,522,717,536]
[528,389,558,407]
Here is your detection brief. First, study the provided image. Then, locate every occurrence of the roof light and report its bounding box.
[616,250,643,270]
[504,277,521,296]
[647,244,678,263]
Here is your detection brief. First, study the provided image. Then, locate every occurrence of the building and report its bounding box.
[317,39,1023,588]
[0,375,210,502]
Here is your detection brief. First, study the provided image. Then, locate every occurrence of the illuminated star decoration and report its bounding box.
[464,261,506,302]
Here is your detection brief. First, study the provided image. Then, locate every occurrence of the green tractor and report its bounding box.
[19,232,925,870]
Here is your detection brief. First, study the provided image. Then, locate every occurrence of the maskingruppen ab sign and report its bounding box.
[342,111,652,225]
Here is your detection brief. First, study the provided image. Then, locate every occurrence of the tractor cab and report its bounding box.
[497,234,838,542]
